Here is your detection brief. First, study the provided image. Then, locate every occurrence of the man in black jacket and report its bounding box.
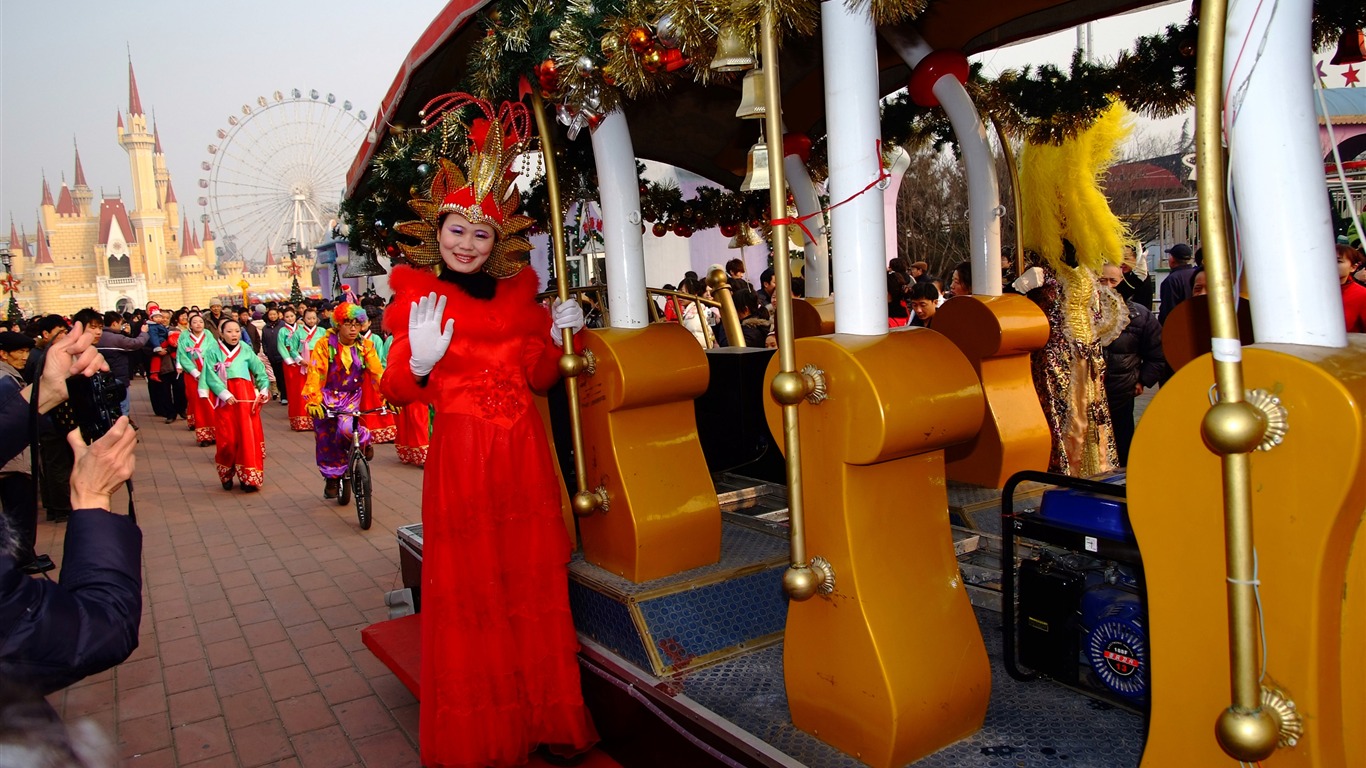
[1100,264,1166,466]
[0,322,141,696]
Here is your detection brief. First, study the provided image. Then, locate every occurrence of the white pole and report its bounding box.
[821,0,887,335]
[1225,0,1343,347]
[784,154,830,298]
[589,110,650,328]
[882,27,1004,296]
[882,147,911,272]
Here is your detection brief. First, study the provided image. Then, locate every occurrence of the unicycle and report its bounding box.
[326,406,385,530]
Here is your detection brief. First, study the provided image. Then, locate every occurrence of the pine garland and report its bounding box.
[341,1,1354,259]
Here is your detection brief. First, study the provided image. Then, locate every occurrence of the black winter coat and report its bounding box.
[0,508,143,694]
[1105,301,1165,401]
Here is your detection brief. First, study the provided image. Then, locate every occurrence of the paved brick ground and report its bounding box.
[41,383,428,767]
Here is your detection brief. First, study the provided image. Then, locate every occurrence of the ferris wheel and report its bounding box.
[198,89,368,266]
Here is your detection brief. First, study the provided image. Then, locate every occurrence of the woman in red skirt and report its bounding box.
[175,313,216,446]
[200,319,270,491]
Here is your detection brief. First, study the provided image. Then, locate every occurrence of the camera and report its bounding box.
[66,372,127,444]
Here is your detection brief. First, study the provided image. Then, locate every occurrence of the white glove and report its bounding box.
[550,298,585,347]
[408,292,453,376]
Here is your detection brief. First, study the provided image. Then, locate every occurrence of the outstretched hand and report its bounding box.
[68,416,137,512]
[408,292,453,377]
[39,322,109,414]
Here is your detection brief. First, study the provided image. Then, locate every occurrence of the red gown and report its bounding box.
[359,331,396,443]
[289,325,325,431]
[383,266,596,768]
[213,378,266,487]
[394,401,431,466]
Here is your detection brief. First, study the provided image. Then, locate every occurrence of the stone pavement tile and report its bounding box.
[194,598,237,624]
[116,656,165,690]
[267,759,303,768]
[164,659,214,695]
[243,620,290,649]
[159,635,207,667]
[366,674,416,711]
[212,661,266,697]
[118,712,174,759]
[185,567,223,587]
[169,685,224,726]
[264,664,318,701]
[234,599,279,626]
[188,582,228,604]
[315,668,372,706]
[219,568,258,589]
[232,719,296,767]
[200,617,246,646]
[390,703,419,745]
[277,692,337,735]
[182,753,243,768]
[118,682,170,722]
[304,586,351,610]
[353,729,419,767]
[351,650,394,681]
[208,637,255,670]
[300,643,353,677]
[61,678,115,718]
[332,696,396,741]
[294,571,334,592]
[317,604,366,630]
[124,747,177,767]
[154,598,193,622]
[172,715,233,764]
[286,621,336,651]
[332,628,367,654]
[221,688,278,731]
[157,614,199,642]
[255,639,305,673]
[291,725,361,768]
[228,583,269,606]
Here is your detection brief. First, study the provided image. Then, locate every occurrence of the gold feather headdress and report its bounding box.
[396,94,535,278]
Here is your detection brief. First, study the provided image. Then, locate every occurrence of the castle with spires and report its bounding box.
[4,60,313,317]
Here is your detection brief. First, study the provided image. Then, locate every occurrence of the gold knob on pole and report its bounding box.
[558,352,588,378]
[1201,400,1266,455]
[1214,706,1280,763]
[783,555,834,601]
[572,485,609,517]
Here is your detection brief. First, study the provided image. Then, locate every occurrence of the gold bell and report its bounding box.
[735,69,766,119]
[1330,29,1365,65]
[711,26,756,72]
[739,140,770,192]
[342,247,389,278]
[728,224,762,249]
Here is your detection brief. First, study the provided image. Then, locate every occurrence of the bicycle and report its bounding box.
[323,405,390,530]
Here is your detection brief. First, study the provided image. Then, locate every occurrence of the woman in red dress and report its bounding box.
[1338,243,1366,333]
[175,313,217,446]
[381,94,594,768]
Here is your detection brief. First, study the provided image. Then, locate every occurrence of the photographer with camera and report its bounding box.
[1,322,143,695]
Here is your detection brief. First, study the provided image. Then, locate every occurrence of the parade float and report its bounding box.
[346,0,1366,765]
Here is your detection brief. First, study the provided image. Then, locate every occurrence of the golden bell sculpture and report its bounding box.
[342,247,389,278]
[710,26,756,72]
[735,69,766,119]
[739,140,770,192]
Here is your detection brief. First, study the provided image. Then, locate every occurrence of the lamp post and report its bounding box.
[0,248,20,324]
[285,238,304,304]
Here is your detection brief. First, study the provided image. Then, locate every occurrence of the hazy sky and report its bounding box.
[2,0,1210,247]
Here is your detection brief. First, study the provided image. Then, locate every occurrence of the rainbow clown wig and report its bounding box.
[332,302,366,326]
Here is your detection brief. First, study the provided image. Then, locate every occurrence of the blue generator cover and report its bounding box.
[1038,488,1131,540]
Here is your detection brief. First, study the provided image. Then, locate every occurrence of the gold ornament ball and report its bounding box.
[1214,708,1279,762]
[783,566,819,601]
[486,8,502,25]
[600,35,620,60]
[640,46,665,73]
[572,490,599,517]
[1201,400,1266,455]
[770,371,809,406]
[549,29,562,44]
[558,352,587,378]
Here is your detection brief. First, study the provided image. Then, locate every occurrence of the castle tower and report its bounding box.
[32,221,58,285]
[163,177,180,237]
[55,175,78,218]
[39,176,56,231]
[153,123,169,207]
[202,218,216,268]
[118,58,169,281]
[72,140,92,216]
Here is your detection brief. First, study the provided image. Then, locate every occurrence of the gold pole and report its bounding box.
[759,4,824,602]
[1193,1,1280,760]
[707,268,745,346]
[530,91,601,518]
[696,296,717,349]
[990,117,1025,277]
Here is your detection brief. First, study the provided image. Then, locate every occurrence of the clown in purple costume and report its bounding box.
[302,303,384,499]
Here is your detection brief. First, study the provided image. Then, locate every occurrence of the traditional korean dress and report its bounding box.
[288,323,325,431]
[301,332,384,479]
[175,330,216,444]
[382,265,595,768]
[385,331,432,467]
[277,320,302,412]
[200,339,270,488]
[358,330,396,443]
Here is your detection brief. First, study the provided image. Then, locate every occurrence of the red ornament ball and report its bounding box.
[652,222,668,237]
[627,27,654,53]
[719,223,739,238]
[640,47,665,73]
